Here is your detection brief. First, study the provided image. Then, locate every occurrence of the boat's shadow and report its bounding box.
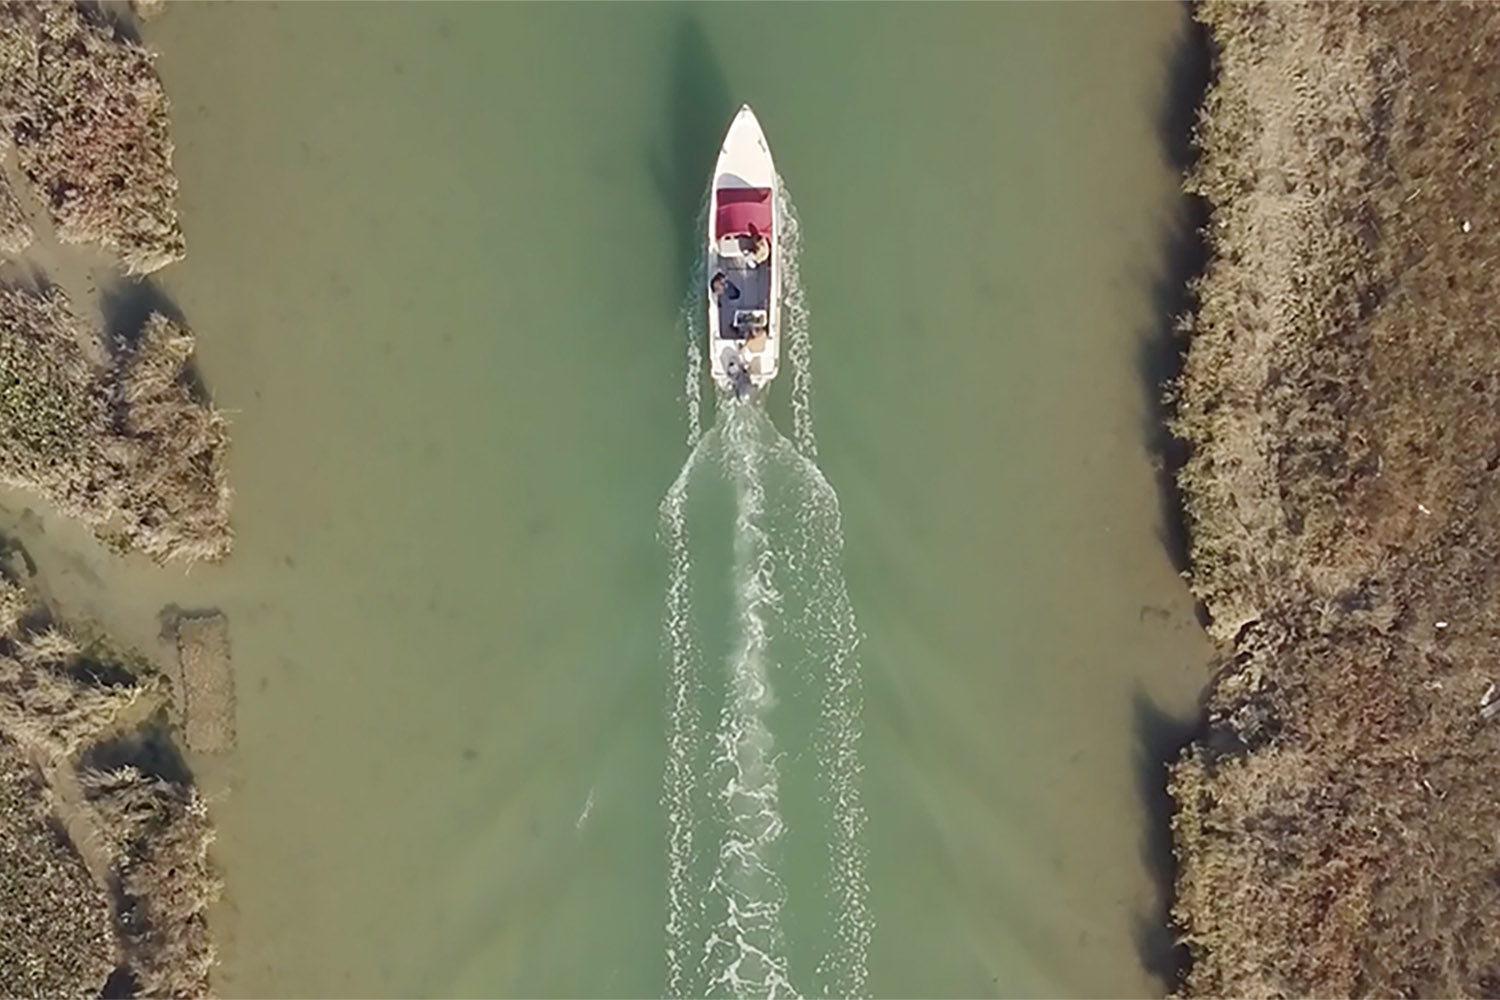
[649,14,734,311]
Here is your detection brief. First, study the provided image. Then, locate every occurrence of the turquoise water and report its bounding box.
[0,4,1214,996]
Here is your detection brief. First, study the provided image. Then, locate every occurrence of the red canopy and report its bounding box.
[715,187,773,239]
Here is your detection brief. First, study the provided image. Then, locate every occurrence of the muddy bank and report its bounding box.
[1170,2,1500,995]
[0,3,228,996]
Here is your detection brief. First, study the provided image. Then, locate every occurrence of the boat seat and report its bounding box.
[717,235,745,258]
[733,309,768,332]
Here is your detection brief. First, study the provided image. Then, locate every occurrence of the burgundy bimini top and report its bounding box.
[715,187,773,239]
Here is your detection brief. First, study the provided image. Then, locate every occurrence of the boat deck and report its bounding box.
[712,254,770,339]
[711,244,775,384]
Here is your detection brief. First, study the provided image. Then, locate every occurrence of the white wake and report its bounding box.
[660,183,869,1000]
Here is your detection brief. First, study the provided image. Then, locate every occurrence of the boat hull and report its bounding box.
[706,106,780,394]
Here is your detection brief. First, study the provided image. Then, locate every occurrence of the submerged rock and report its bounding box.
[170,611,234,754]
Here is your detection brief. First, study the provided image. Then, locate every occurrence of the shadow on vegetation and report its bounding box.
[99,278,212,403]
[1130,6,1216,994]
[64,1,141,44]
[1131,688,1205,993]
[100,966,139,999]
[69,654,137,691]
[0,260,58,298]
[99,277,184,350]
[648,13,734,309]
[1137,3,1213,594]
[83,1,142,44]
[0,529,37,580]
[1158,4,1214,174]
[81,722,193,787]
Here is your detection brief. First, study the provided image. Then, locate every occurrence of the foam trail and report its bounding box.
[785,451,869,997]
[698,400,798,999]
[662,200,712,990]
[678,191,710,449]
[776,182,868,994]
[713,408,868,998]
[683,315,704,449]
[661,434,708,999]
[661,184,867,999]
[776,178,816,461]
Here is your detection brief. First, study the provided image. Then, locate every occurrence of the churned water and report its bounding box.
[660,186,869,998]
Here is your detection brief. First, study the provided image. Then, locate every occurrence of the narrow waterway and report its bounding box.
[0,4,1212,996]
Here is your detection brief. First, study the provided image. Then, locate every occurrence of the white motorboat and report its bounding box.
[706,105,779,396]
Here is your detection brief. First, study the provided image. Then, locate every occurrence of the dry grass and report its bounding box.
[0,1,184,274]
[103,312,233,564]
[0,283,231,564]
[0,6,222,995]
[0,170,31,254]
[0,6,229,563]
[0,738,115,999]
[0,573,218,998]
[0,580,149,767]
[0,284,98,476]
[83,766,217,999]
[1170,2,1500,996]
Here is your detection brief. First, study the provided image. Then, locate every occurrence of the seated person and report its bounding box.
[710,272,741,301]
[741,224,771,267]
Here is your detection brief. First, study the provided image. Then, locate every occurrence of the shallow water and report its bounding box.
[3,3,1213,996]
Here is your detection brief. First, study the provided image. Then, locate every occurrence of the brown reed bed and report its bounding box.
[0,1,184,274]
[0,283,231,565]
[0,574,216,998]
[0,7,226,995]
[0,737,116,998]
[1169,2,1500,995]
[0,169,30,254]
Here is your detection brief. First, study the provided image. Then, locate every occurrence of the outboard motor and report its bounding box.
[721,348,753,399]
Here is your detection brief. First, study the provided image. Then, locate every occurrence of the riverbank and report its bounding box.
[0,577,216,998]
[1170,2,1500,995]
[0,3,226,995]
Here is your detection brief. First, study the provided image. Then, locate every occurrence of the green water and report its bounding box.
[0,3,1214,996]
